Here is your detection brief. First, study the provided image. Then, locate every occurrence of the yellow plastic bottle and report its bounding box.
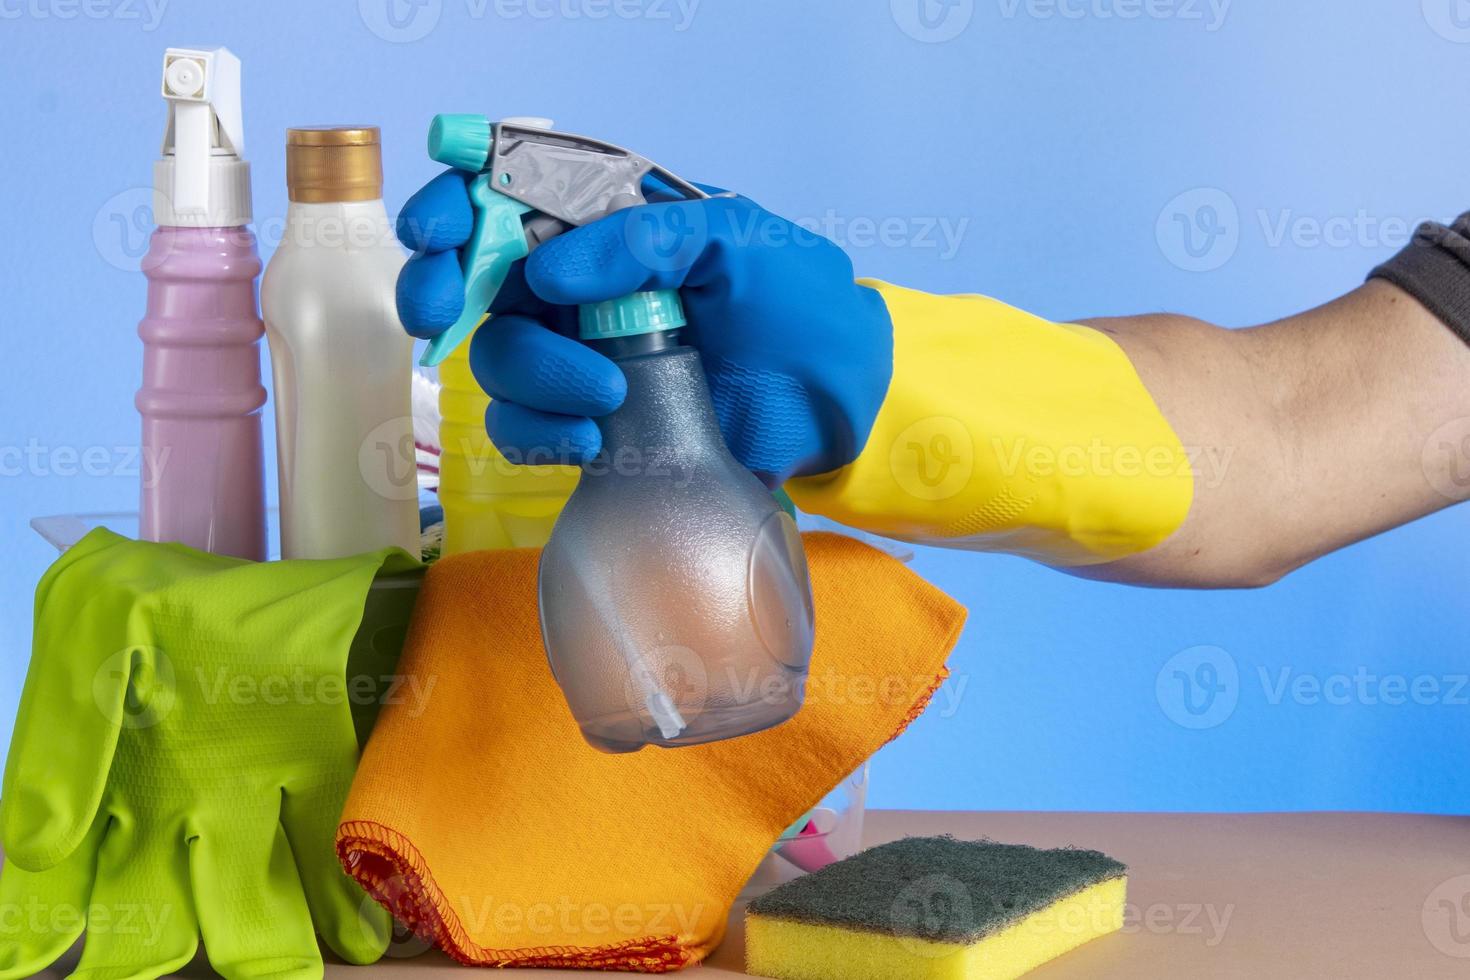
[438,341,579,555]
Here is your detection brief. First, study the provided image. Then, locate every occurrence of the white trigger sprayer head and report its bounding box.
[155,46,251,228]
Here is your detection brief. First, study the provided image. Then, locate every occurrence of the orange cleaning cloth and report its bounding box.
[336,532,966,971]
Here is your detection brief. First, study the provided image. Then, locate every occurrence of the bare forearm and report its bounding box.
[1073,280,1470,588]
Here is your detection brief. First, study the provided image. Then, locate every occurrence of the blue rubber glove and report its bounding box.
[396,170,893,485]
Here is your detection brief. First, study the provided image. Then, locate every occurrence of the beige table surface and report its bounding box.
[32,809,1470,978]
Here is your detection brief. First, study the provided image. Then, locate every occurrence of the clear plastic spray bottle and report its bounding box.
[538,301,817,753]
[424,116,817,752]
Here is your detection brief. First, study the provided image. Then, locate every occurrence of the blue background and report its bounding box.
[1,0,1468,812]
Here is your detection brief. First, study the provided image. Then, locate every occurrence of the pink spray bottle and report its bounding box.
[137,47,267,559]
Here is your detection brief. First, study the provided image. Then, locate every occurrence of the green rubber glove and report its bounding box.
[0,529,420,979]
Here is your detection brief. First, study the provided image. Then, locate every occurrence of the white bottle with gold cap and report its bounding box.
[262,126,420,559]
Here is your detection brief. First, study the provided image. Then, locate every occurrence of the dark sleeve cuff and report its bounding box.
[1368,213,1470,348]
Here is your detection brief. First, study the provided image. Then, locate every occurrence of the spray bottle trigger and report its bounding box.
[419,173,534,367]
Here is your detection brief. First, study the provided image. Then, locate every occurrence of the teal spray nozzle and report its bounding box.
[420,114,707,366]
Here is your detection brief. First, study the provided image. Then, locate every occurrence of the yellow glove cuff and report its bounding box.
[787,281,1193,566]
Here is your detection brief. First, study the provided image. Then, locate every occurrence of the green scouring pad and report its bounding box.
[746,836,1127,980]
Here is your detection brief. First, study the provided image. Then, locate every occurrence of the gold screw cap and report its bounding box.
[285,126,383,203]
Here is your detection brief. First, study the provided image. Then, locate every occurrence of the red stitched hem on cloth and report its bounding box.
[336,661,954,972]
[337,819,697,973]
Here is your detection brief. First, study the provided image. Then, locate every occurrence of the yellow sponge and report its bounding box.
[745,837,1126,980]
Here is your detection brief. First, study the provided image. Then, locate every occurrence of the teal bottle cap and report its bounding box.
[579,289,687,340]
[428,113,493,172]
